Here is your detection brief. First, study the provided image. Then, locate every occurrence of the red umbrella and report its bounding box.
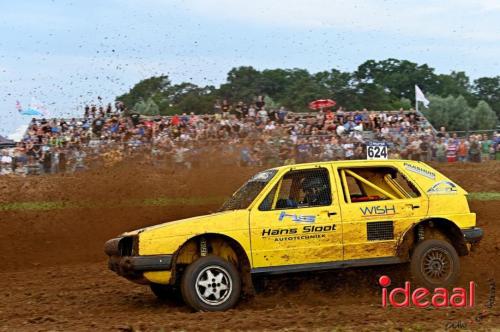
[308,99,336,110]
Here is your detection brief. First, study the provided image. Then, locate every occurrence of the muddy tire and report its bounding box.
[181,255,241,311]
[150,283,182,303]
[411,239,460,289]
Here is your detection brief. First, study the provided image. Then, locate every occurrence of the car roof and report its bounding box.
[271,159,414,171]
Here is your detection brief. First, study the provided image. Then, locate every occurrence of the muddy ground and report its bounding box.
[0,160,498,331]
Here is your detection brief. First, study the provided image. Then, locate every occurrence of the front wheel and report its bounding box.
[181,255,241,311]
[150,283,183,303]
[410,239,460,289]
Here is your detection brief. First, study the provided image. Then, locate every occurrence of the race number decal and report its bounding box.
[367,142,388,160]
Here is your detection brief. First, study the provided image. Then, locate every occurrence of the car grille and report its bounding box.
[119,236,135,256]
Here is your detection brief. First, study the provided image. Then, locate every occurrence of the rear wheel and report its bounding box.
[181,255,241,311]
[411,239,460,288]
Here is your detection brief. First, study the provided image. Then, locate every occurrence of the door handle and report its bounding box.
[407,204,420,210]
[320,211,337,217]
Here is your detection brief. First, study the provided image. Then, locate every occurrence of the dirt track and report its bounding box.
[0,160,499,331]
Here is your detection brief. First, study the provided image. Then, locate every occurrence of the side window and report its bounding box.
[339,167,420,203]
[259,168,332,210]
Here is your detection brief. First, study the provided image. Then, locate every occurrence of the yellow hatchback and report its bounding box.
[105,160,483,311]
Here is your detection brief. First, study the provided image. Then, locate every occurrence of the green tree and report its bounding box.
[449,95,472,131]
[165,83,216,114]
[133,97,160,116]
[422,95,472,131]
[471,101,498,130]
[218,66,263,102]
[435,71,471,101]
[312,69,357,108]
[354,82,391,110]
[117,75,170,109]
[422,95,451,128]
[473,76,500,119]
[116,59,500,117]
[354,58,438,102]
[280,69,324,110]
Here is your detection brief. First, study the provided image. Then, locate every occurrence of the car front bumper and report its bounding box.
[462,227,483,244]
[104,236,172,278]
[108,254,172,276]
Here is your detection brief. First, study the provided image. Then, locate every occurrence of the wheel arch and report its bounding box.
[397,218,468,258]
[171,233,253,294]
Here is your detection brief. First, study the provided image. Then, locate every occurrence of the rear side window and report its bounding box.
[338,166,420,203]
[259,168,332,210]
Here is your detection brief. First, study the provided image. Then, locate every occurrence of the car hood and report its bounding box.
[121,209,248,238]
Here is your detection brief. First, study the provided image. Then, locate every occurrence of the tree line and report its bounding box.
[116,58,499,131]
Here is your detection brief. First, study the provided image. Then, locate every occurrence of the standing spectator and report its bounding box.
[446,139,458,163]
[480,134,493,161]
[342,139,355,160]
[257,107,268,124]
[247,104,256,118]
[277,106,288,124]
[336,107,345,124]
[255,95,265,111]
[296,138,311,163]
[0,149,13,174]
[41,144,52,174]
[419,136,430,162]
[213,100,221,114]
[456,138,468,162]
[72,145,87,172]
[468,136,481,163]
[221,99,231,118]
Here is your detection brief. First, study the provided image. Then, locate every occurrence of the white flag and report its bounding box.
[415,85,430,108]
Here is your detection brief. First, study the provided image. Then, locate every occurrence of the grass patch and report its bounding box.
[142,196,224,206]
[1,192,497,212]
[0,201,77,211]
[468,192,500,201]
[0,196,227,212]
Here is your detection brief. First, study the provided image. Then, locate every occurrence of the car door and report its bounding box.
[249,165,343,269]
[335,164,428,261]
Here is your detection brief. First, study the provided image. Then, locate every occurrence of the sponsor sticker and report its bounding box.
[404,163,436,180]
[262,224,336,241]
[360,205,396,216]
[427,180,457,195]
[278,211,315,223]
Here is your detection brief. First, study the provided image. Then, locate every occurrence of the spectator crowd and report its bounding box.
[1,99,499,176]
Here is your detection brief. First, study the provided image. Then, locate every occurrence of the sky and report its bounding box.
[1,0,499,137]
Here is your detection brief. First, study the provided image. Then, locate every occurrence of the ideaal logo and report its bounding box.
[379,275,475,308]
[360,205,396,216]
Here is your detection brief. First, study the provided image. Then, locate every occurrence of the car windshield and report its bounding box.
[219,169,277,211]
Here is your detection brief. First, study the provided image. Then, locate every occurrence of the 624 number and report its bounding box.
[367,145,388,159]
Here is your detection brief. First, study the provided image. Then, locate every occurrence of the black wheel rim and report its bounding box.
[421,247,453,284]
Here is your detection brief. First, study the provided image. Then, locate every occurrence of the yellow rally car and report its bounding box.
[105,160,483,311]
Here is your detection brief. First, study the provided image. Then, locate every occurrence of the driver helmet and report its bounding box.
[302,176,328,197]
